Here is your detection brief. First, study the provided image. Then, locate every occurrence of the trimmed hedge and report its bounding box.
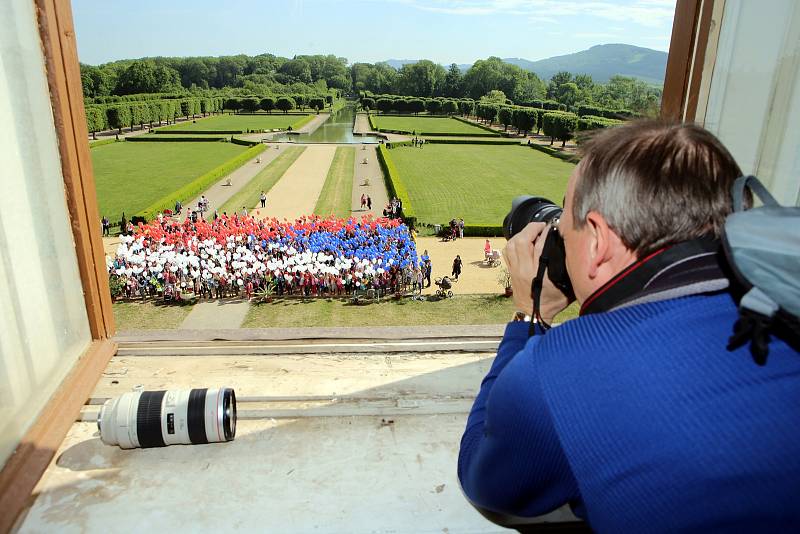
[126,135,230,142]
[577,115,623,131]
[376,144,416,228]
[451,116,503,134]
[134,143,267,221]
[89,138,117,148]
[464,225,504,237]
[154,129,246,134]
[526,143,578,163]
[425,138,521,145]
[230,136,261,147]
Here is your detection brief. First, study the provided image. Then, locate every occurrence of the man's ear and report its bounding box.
[585,211,612,279]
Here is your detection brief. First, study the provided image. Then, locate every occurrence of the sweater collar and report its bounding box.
[579,236,730,316]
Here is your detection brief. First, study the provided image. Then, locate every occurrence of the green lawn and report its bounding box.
[218,147,306,215]
[373,116,499,136]
[243,294,515,327]
[92,141,249,223]
[314,147,355,217]
[389,144,575,226]
[113,301,194,330]
[156,113,314,132]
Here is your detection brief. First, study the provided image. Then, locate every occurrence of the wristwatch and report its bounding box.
[512,311,533,323]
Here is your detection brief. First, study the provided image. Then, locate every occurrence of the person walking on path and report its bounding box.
[260,191,267,208]
[367,195,372,210]
[452,255,462,281]
[360,193,366,210]
[241,206,248,217]
[101,215,110,237]
[120,212,127,236]
[459,218,465,239]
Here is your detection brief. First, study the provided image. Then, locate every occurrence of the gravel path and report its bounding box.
[181,143,290,219]
[252,145,337,220]
[351,145,390,218]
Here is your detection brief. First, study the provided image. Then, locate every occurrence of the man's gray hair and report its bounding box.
[573,121,743,257]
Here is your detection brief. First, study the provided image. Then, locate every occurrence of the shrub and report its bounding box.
[308,96,325,112]
[242,97,260,112]
[135,143,267,221]
[407,98,426,115]
[224,97,241,112]
[361,97,375,111]
[542,112,578,147]
[85,106,108,137]
[577,104,606,118]
[442,100,458,115]
[376,145,416,227]
[425,99,442,114]
[577,115,623,132]
[458,100,475,116]
[511,107,537,135]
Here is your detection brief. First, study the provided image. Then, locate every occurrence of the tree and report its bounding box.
[106,105,131,134]
[279,58,312,84]
[458,100,475,116]
[443,63,462,97]
[407,98,426,115]
[308,96,325,112]
[276,96,296,113]
[242,97,260,112]
[425,99,442,114]
[546,71,572,100]
[497,106,513,131]
[376,98,393,114]
[511,107,536,136]
[397,60,446,97]
[360,97,375,111]
[442,99,458,115]
[116,60,181,94]
[293,94,308,110]
[224,97,242,113]
[85,107,107,138]
[542,112,578,147]
[481,90,507,104]
[260,97,276,113]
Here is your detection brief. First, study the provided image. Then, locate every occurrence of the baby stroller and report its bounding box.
[434,276,454,298]
[484,249,502,267]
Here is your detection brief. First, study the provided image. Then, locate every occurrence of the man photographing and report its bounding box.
[458,121,800,532]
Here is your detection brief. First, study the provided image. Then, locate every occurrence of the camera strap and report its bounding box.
[579,236,729,316]
[530,227,560,333]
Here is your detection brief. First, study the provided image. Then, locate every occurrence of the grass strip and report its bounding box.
[313,147,355,218]
[218,146,306,215]
[113,301,194,330]
[242,295,579,328]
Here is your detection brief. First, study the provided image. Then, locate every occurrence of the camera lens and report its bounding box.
[97,388,237,449]
[502,196,563,240]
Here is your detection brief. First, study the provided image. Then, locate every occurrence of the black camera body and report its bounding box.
[503,196,575,302]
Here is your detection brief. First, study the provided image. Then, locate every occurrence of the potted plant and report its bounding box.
[255,278,277,303]
[497,266,513,297]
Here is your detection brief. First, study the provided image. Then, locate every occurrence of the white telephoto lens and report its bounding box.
[98,388,236,449]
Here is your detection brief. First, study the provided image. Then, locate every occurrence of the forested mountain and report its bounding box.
[381,44,667,84]
[81,47,663,116]
[505,44,667,84]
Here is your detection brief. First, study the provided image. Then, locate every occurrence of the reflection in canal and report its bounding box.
[273,103,379,144]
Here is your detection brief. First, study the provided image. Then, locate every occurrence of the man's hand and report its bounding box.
[503,222,572,324]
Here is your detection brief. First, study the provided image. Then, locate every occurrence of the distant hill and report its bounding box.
[380,44,667,85]
[503,44,667,84]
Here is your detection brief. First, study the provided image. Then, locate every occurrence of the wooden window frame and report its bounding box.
[0,1,116,531]
[662,0,717,121]
[1,0,712,529]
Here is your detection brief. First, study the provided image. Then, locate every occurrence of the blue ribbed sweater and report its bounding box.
[458,293,800,533]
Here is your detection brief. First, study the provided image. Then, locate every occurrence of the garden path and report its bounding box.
[350,145,389,218]
[250,145,337,220]
[179,299,250,329]
[181,143,289,219]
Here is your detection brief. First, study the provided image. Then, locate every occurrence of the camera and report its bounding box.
[98,388,237,449]
[503,196,575,300]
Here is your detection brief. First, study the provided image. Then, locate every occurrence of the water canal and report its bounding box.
[273,103,379,144]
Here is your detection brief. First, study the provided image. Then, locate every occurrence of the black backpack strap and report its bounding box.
[732,175,779,211]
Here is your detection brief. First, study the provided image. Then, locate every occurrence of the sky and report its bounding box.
[72,0,676,66]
